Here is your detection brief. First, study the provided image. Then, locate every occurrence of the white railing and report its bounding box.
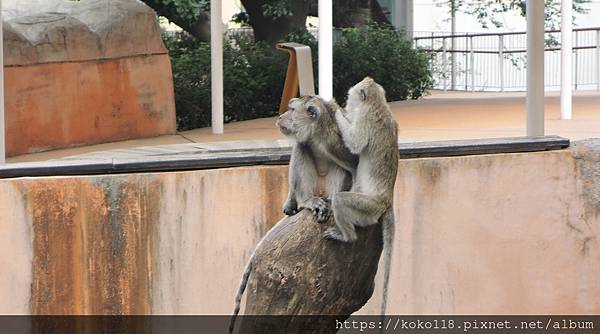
[413,27,600,92]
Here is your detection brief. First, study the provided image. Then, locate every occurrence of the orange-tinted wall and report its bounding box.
[5,54,176,157]
[1,144,599,315]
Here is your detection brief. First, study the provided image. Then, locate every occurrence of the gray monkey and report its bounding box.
[229,95,358,333]
[279,95,358,220]
[328,77,399,317]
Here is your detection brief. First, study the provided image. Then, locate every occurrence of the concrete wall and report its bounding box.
[0,142,599,315]
[3,0,176,156]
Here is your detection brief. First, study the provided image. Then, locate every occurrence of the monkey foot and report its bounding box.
[283,207,299,216]
[323,228,345,241]
[305,197,331,223]
[283,200,299,216]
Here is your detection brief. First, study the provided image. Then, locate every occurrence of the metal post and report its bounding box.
[499,35,504,92]
[574,30,578,91]
[470,35,475,92]
[526,0,545,136]
[0,0,5,164]
[318,0,333,100]
[464,35,468,91]
[561,0,572,120]
[210,0,223,134]
[429,31,436,77]
[596,29,600,91]
[442,38,447,91]
[450,0,457,90]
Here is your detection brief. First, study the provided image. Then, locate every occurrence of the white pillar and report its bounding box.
[210,0,223,134]
[526,0,545,136]
[0,0,5,164]
[318,0,333,101]
[394,0,414,39]
[561,0,572,120]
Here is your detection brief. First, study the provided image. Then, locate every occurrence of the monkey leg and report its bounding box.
[283,145,318,216]
[326,192,387,242]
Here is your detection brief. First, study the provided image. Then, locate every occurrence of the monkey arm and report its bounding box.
[335,110,368,154]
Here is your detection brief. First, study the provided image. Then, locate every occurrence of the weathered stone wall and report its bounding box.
[0,143,599,315]
[3,0,176,156]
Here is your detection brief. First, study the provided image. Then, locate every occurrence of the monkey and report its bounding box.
[279,96,358,220]
[327,77,399,317]
[229,95,358,333]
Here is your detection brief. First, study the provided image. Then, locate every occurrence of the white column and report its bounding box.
[395,0,414,39]
[0,0,5,164]
[210,0,223,134]
[526,0,545,136]
[318,0,333,101]
[561,0,572,120]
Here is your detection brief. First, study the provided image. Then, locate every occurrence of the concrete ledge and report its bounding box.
[0,136,569,178]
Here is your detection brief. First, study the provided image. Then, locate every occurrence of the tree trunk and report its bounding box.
[142,0,211,42]
[307,0,392,28]
[237,209,383,334]
[332,0,392,28]
[241,0,311,44]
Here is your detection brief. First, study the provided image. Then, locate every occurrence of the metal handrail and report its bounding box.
[413,27,600,41]
[412,27,600,92]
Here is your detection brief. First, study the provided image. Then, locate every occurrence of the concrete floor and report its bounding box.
[9,90,600,163]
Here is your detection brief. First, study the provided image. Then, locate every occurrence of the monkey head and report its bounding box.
[276,95,337,144]
[346,77,387,111]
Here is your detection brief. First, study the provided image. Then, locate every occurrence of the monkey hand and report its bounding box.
[335,108,349,124]
[303,197,331,223]
[283,198,299,216]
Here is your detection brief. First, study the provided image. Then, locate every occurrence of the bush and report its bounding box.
[164,25,431,131]
[333,24,432,104]
[165,31,316,130]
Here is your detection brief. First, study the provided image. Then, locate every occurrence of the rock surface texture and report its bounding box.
[4,0,167,66]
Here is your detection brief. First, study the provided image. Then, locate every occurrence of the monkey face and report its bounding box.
[276,96,329,143]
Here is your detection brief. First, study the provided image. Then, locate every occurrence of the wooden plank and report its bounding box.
[0,136,569,179]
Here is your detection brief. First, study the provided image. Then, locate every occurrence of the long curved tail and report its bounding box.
[380,209,395,316]
[229,259,253,334]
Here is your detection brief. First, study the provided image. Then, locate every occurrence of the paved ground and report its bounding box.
[8,90,600,163]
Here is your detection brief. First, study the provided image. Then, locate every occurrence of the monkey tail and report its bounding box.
[380,209,395,323]
[229,259,253,334]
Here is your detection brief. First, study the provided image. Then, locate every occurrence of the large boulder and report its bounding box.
[3,0,176,157]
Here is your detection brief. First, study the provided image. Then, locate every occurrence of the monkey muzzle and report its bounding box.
[276,113,294,136]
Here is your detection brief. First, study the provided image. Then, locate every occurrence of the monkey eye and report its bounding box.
[306,106,318,118]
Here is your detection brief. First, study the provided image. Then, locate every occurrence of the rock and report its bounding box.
[4,0,166,66]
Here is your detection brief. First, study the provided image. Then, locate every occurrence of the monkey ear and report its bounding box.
[307,106,319,118]
[360,88,367,101]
